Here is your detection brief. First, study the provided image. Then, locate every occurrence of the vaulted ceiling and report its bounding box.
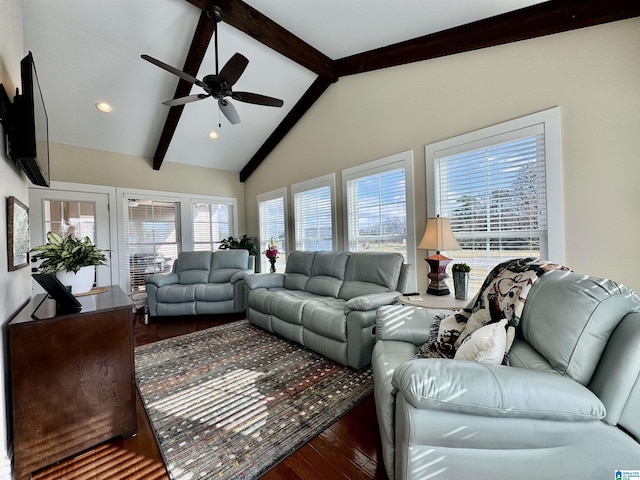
[22,0,639,182]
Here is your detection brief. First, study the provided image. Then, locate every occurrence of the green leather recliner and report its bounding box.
[373,268,640,479]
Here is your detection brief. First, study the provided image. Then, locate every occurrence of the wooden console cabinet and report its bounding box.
[8,286,136,480]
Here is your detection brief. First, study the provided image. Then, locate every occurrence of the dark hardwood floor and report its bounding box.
[33,312,387,480]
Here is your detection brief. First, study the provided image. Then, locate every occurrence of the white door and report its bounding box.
[29,188,115,290]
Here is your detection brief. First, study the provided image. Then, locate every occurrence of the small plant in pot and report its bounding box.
[451,263,471,301]
[30,232,109,294]
[218,234,258,257]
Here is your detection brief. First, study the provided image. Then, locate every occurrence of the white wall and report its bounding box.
[0,1,27,478]
[244,18,640,292]
[49,143,247,233]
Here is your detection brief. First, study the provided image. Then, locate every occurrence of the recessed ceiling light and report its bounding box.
[95,102,112,113]
[208,131,219,139]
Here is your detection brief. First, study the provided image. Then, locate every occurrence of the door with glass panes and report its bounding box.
[29,189,113,291]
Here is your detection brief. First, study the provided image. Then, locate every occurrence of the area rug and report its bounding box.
[135,320,373,480]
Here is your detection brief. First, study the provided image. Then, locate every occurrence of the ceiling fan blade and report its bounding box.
[232,91,284,107]
[219,99,241,125]
[141,54,205,88]
[218,53,249,87]
[162,94,209,107]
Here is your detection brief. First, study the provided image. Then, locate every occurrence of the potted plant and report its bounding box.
[218,234,258,257]
[30,232,109,294]
[452,263,471,300]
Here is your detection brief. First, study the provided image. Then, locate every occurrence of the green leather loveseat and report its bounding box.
[145,250,254,317]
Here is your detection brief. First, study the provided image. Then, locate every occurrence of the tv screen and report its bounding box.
[11,51,50,187]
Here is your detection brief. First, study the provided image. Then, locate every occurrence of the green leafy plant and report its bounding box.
[218,234,258,257]
[452,263,471,273]
[30,232,109,274]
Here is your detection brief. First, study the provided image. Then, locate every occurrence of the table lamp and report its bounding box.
[417,216,460,295]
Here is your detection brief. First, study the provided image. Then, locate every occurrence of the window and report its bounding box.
[257,188,288,273]
[426,107,563,292]
[291,174,336,251]
[342,151,416,285]
[43,200,96,241]
[123,197,181,292]
[192,199,235,251]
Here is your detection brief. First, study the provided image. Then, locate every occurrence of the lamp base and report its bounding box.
[425,253,452,296]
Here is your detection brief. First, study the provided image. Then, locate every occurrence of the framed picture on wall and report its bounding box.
[7,196,30,271]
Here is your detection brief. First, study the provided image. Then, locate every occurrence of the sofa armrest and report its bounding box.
[230,270,252,284]
[145,272,179,288]
[344,291,401,313]
[392,359,605,422]
[375,305,453,344]
[244,272,285,290]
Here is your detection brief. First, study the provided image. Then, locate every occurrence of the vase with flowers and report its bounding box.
[264,239,279,273]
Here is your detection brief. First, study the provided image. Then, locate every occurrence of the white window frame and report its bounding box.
[189,194,239,251]
[291,173,337,252]
[342,150,416,289]
[425,107,564,270]
[257,187,288,273]
[116,187,239,290]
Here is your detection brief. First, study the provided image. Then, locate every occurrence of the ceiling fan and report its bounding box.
[141,5,283,125]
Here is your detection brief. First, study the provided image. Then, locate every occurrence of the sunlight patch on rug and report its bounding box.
[135,320,373,480]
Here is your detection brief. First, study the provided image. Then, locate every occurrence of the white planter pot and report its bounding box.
[56,266,95,294]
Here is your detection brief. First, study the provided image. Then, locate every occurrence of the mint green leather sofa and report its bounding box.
[244,250,413,369]
[373,268,640,479]
[145,250,254,317]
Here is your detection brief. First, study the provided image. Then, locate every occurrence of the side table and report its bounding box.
[398,294,468,310]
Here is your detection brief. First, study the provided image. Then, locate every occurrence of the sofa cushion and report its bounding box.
[209,268,243,283]
[174,251,212,284]
[270,290,317,325]
[211,249,249,270]
[302,298,348,341]
[339,252,403,300]
[175,251,213,271]
[306,251,350,297]
[283,251,316,290]
[195,283,234,302]
[520,270,640,385]
[248,288,281,314]
[156,284,197,303]
[339,281,391,300]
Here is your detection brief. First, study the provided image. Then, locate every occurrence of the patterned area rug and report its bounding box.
[135,320,373,480]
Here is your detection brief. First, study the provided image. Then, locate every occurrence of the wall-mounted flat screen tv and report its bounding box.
[10,51,50,187]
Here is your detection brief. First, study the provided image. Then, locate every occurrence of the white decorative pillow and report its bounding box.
[454,319,508,365]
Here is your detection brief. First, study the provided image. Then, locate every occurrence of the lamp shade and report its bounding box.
[417,216,461,252]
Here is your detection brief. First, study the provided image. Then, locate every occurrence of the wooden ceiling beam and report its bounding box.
[153,0,337,170]
[335,0,640,77]
[154,0,639,177]
[185,0,337,81]
[239,77,333,182]
[152,10,215,170]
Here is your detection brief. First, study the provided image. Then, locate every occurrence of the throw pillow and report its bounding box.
[454,319,508,365]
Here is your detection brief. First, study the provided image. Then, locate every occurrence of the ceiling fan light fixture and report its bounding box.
[208,131,219,139]
[95,101,112,113]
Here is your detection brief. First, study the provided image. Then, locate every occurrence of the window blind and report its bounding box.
[345,167,408,258]
[293,185,333,251]
[433,124,548,289]
[123,198,181,292]
[258,194,286,272]
[192,201,234,251]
